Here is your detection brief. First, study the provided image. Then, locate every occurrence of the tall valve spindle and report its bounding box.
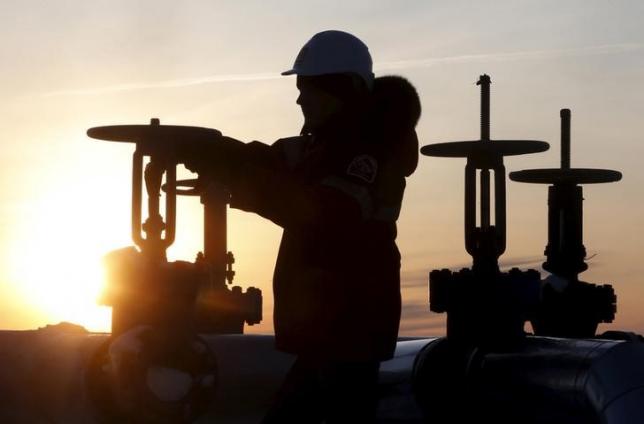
[561,109,571,169]
[478,75,492,232]
[510,108,621,337]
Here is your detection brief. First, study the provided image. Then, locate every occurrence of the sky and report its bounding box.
[1,0,643,336]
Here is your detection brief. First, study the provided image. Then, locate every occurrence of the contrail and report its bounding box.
[42,72,282,97]
[43,43,641,97]
[374,42,641,72]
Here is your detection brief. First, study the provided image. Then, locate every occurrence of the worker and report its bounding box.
[177,30,421,423]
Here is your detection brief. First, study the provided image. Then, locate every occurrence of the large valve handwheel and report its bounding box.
[88,119,222,257]
[421,140,549,159]
[87,121,221,145]
[510,168,622,185]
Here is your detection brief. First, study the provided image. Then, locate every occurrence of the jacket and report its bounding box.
[226,76,421,361]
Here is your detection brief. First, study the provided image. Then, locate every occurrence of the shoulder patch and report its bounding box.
[347,154,378,183]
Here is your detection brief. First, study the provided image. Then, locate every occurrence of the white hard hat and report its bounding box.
[281,30,374,89]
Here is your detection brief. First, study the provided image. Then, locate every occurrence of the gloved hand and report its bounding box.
[144,128,221,168]
[179,135,246,185]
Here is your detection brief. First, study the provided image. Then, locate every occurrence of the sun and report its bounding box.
[7,183,131,332]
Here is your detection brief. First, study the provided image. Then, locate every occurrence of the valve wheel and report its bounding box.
[421,140,549,158]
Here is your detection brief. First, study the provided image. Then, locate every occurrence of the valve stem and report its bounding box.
[477,75,491,141]
[560,109,571,169]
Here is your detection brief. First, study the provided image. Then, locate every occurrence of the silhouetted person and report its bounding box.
[179,30,421,423]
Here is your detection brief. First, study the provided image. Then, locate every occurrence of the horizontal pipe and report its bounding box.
[413,336,644,423]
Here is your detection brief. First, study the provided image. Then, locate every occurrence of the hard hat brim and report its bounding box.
[281,68,324,76]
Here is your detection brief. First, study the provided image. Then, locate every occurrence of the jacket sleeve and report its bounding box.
[228,140,371,232]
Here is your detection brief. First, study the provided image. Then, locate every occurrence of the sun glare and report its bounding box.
[7,184,126,332]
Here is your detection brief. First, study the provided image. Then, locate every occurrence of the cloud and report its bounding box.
[41,43,641,97]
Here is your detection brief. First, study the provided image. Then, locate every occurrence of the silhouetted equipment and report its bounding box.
[87,118,262,336]
[421,75,548,345]
[86,119,262,422]
[2,77,643,424]
[421,75,548,276]
[510,109,620,338]
[416,77,643,424]
[86,325,218,423]
[162,178,262,333]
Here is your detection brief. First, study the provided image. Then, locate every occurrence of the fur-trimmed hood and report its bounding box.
[370,75,421,177]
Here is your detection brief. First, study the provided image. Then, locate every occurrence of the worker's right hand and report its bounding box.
[180,135,246,184]
[174,136,218,172]
[145,129,222,170]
